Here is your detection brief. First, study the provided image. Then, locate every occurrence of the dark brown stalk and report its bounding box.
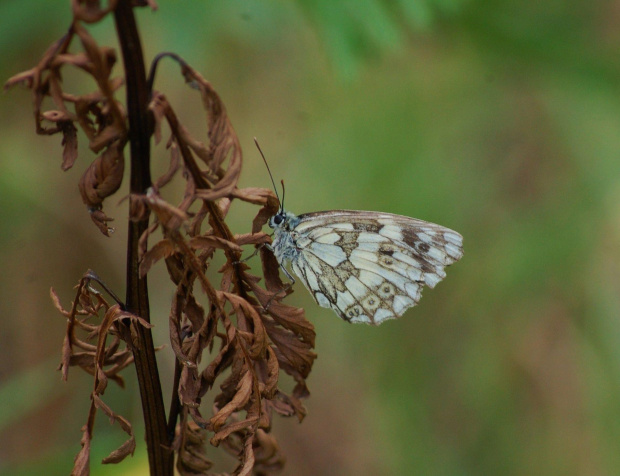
[113,1,173,474]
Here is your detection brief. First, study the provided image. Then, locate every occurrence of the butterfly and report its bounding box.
[268,209,463,325]
[256,142,464,325]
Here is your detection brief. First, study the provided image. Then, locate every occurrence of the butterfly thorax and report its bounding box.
[269,210,301,264]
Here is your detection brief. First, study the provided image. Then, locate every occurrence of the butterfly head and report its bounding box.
[269,210,297,231]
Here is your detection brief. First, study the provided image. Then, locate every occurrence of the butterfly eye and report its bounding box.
[273,214,284,225]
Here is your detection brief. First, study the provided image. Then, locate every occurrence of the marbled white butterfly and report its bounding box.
[258,142,464,325]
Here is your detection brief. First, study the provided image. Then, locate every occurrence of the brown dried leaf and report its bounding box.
[140,239,175,277]
[59,273,142,473]
[79,142,125,208]
[138,221,159,259]
[3,32,72,92]
[260,346,280,398]
[53,51,94,72]
[263,319,316,380]
[218,196,232,218]
[188,235,242,254]
[73,423,92,476]
[62,122,79,170]
[179,366,203,413]
[72,0,118,23]
[88,123,124,152]
[93,394,136,464]
[260,293,315,347]
[149,91,168,145]
[259,246,286,293]
[154,139,181,188]
[209,370,253,432]
[146,188,189,231]
[252,205,277,234]
[72,88,125,152]
[169,293,191,365]
[183,305,218,365]
[210,416,259,448]
[74,20,111,75]
[234,232,271,247]
[219,261,236,294]
[177,63,243,196]
[233,187,279,207]
[41,109,74,123]
[88,208,115,236]
[220,291,267,359]
[200,333,235,392]
[184,294,206,333]
[128,192,151,224]
[271,388,308,422]
[253,429,285,474]
[236,434,256,476]
[143,0,159,10]
[4,67,38,90]
[50,287,70,316]
[175,419,212,475]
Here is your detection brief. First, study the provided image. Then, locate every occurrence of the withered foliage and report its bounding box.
[6,5,316,476]
[5,20,127,235]
[142,59,317,475]
[52,275,148,473]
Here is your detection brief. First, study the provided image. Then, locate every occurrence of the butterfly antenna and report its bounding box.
[254,137,282,209]
[280,179,286,212]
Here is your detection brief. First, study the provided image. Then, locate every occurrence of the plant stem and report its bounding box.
[113,1,173,474]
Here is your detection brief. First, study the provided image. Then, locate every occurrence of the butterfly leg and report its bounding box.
[233,242,268,264]
[279,262,296,285]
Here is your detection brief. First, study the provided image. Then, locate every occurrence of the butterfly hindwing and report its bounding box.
[283,211,463,325]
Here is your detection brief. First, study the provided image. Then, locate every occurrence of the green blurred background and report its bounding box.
[2,0,620,474]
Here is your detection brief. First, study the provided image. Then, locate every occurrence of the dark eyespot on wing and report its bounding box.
[379,246,394,257]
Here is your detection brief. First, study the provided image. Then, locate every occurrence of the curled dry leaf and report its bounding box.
[209,370,254,433]
[154,139,181,188]
[139,238,175,277]
[55,271,154,474]
[73,425,92,476]
[175,418,213,475]
[61,121,79,170]
[72,0,119,23]
[79,141,125,208]
[145,187,189,231]
[189,235,243,254]
[6,24,128,234]
[177,63,243,201]
[94,395,136,464]
[88,208,115,236]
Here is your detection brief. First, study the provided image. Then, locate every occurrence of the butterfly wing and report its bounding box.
[289,210,463,325]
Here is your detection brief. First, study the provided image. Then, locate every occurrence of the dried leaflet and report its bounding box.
[53,273,152,474]
[4,23,127,236]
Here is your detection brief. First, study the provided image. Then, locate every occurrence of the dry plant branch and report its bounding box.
[5,2,316,475]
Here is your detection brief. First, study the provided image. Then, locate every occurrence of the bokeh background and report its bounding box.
[2,0,620,474]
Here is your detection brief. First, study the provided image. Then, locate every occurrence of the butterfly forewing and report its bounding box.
[272,210,463,325]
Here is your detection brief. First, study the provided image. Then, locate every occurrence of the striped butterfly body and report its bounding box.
[268,209,463,325]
